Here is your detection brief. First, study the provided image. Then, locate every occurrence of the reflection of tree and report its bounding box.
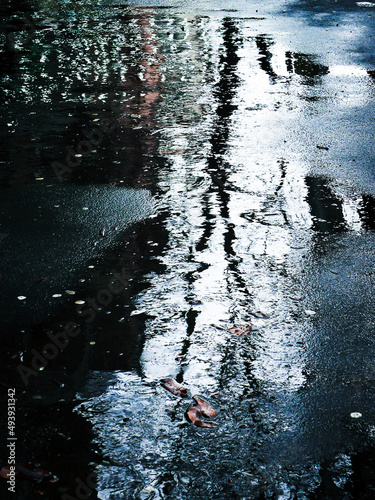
[285,51,329,83]
[255,35,278,83]
[254,35,329,86]
[199,19,241,250]
[305,175,347,233]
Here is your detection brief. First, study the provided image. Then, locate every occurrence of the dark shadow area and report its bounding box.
[305,176,347,234]
[285,51,329,83]
[0,5,169,499]
[358,194,375,231]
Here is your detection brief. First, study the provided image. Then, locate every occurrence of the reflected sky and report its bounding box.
[61,4,375,498]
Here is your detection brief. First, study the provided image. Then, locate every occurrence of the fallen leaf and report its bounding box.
[186,405,202,425]
[185,405,218,428]
[17,296,26,301]
[192,396,216,418]
[316,145,329,150]
[160,378,188,398]
[100,227,105,237]
[227,325,252,336]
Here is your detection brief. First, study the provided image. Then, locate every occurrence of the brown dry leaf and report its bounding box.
[186,397,218,428]
[227,325,252,337]
[193,396,216,418]
[160,378,188,398]
[186,405,202,425]
[186,406,218,427]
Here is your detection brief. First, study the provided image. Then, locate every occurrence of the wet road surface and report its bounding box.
[1,0,375,498]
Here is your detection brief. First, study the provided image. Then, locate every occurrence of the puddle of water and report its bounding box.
[2,0,375,499]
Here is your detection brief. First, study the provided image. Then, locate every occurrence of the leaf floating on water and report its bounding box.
[100,227,105,237]
[75,300,85,305]
[350,412,362,418]
[65,290,75,295]
[17,296,26,301]
[186,405,202,425]
[160,377,188,398]
[316,144,329,150]
[227,325,252,337]
[52,294,62,298]
[192,396,216,418]
[185,404,218,428]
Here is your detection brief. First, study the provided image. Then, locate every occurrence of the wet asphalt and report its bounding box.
[1,0,375,498]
